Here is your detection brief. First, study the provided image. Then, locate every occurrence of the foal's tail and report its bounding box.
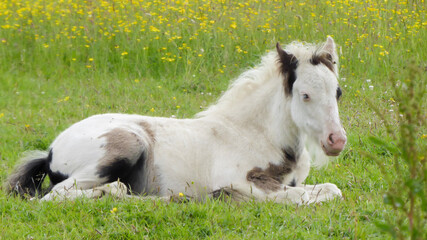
[5,150,51,198]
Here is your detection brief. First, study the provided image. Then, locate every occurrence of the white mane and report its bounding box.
[196,51,281,118]
[197,41,335,119]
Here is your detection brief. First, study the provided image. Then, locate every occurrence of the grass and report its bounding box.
[0,196,379,239]
[0,0,426,239]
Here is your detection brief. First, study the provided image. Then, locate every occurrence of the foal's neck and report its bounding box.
[215,86,303,153]
[198,57,304,152]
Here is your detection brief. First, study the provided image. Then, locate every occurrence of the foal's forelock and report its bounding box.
[310,53,336,73]
[276,42,338,98]
[276,43,298,96]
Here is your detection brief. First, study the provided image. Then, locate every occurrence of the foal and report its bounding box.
[7,37,346,204]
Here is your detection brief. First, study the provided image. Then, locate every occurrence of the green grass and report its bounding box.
[0,0,426,239]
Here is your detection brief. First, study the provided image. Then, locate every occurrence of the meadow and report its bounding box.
[0,0,425,239]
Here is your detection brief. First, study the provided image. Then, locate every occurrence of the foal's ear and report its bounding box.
[276,43,298,71]
[323,36,336,55]
[321,36,339,74]
[276,43,298,96]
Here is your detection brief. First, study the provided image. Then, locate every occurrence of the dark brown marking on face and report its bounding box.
[310,53,335,73]
[276,43,298,96]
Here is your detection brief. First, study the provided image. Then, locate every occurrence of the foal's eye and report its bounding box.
[302,93,310,101]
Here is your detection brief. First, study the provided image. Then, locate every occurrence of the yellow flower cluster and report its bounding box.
[0,0,424,76]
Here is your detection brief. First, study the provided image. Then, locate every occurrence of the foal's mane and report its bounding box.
[196,51,280,118]
[197,41,329,118]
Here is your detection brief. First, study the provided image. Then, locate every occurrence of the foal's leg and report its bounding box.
[212,182,309,205]
[293,149,342,204]
[94,182,181,202]
[302,183,342,204]
[215,183,341,205]
[41,179,170,201]
[267,186,309,204]
[40,178,128,201]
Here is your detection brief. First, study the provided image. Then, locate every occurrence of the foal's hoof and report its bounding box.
[308,183,342,204]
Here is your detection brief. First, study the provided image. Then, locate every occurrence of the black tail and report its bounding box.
[5,151,51,198]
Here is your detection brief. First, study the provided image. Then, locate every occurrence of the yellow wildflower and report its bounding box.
[150,26,160,32]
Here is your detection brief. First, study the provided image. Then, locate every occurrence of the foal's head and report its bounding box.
[277,37,346,156]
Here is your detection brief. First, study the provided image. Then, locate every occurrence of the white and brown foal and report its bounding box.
[7,37,346,204]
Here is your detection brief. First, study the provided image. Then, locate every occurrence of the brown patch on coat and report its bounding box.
[246,147,297,192]
[136,121,160,193]
[246,163,294,192]
[96,126,159,194]
[98,128,145,166]
[138,121,156,143]
[310,53,335,73]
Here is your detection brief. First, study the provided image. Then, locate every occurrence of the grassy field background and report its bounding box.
[0,0,425,239]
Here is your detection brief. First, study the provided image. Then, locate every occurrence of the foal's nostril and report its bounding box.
[328,134,334,144]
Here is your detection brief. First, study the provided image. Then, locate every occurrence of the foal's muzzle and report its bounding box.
[321,131,347,156]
